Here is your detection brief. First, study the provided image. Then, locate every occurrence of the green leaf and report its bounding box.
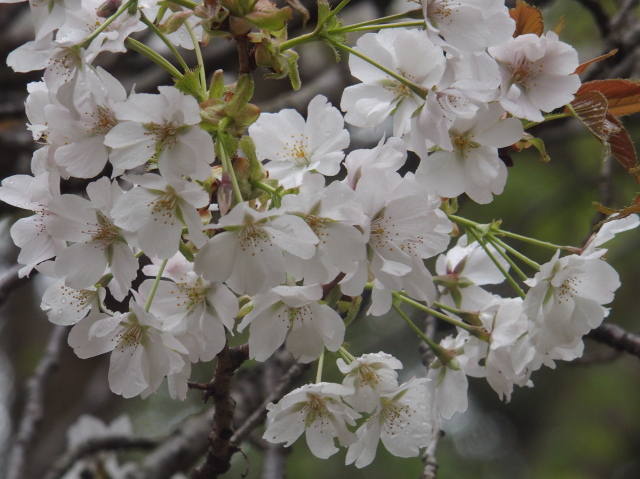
[173,67,203,100]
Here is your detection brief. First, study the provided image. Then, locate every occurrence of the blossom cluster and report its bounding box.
[0,0,634,469]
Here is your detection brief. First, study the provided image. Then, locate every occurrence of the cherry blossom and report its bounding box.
[264,382,360,459]
[249,95,350,188]
[489,31,581,122]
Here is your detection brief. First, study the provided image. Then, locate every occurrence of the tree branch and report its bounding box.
[586,323,640,359]
[420,430,444,479]
[231,361,310,445]
[418,313,440,479]
[125,409,214,479]
[44,436,158,479]
[191,343,250,479]
[6,324,68,479]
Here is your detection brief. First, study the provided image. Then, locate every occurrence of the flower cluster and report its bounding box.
[0,0,634,470]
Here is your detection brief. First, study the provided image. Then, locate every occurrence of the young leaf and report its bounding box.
[577,79,640,116]
[569,90,609,140]
[509,0,544,37]
[574,49,617,76]
[604,112,640,180]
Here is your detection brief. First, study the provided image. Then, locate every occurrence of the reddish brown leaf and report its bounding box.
[574,49,617,76]
[605,112,639,178]
[509,0,544,37]
[576,79,640,116]
[568,90,609,140]
[594,194,640,221]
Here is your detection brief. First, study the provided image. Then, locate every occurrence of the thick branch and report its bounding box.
[44,436,158,479]
[125,409,214,479]
[586,323,640,359]
[231,361,309,445]
[6,325,68,479]
[191,343,250,479]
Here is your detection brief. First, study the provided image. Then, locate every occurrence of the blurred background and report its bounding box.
[1,0,640,478]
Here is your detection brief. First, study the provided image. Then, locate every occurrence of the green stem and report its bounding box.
[329,21,424,34]
[338,346,355,364]
[467,228,525,299]
[251,180,280,196]
[323,0,352,24]
[328,10,423,32]
[82,0,136,49]
[484,235,529,280]
[448,215,567,251]
[279,31,320,50]
[145,259,168,313]
[316,349,325,383]
[392,303,440,349]
[329,40,427,99]
[490,236,541,271]
[523,111,573,130]
[140,11,190,72]
[126,38,183,79]
[495,228,568,251]
[394,294,477,334]
[186,22,207,98]
[217,135,244,204]
[168,0,198,9]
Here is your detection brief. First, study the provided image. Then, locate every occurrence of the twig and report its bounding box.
[191,343,250,479]
[418,313,440,479]
[418,313,437,370]
[125,409,214,479]
[44,436,158,479]
[586,323,640,359]
[231,361,310,445]
[420,430,444,479]
[6,325,68,479]
[260,356,291,479]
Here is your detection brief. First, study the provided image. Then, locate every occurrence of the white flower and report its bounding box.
[104,86,214,180]
[249,95,349,188]
[140,253,239,362]
[281,175,367,285]
[341,28,445,137]
[435,234,509,309]
[264,382,360,459]
[238,284,345,362]
[426,334,469,420]
[415,103,523,204]
[41,278,105,326]
[345,378,433,468]
[343,136,407,189]
[68,300,188,398]
[337,352,403,413]
[582,214,640,257]
[0,172,64,277]
[524,251,620,350]
[48,67,126,178]
[489,32,581,122]
[112,174,209,260]
[45,178,137,300]
[457,298,530,401]
[194,202,318,295]
[340,169,451,315]
[422,0,515,52]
